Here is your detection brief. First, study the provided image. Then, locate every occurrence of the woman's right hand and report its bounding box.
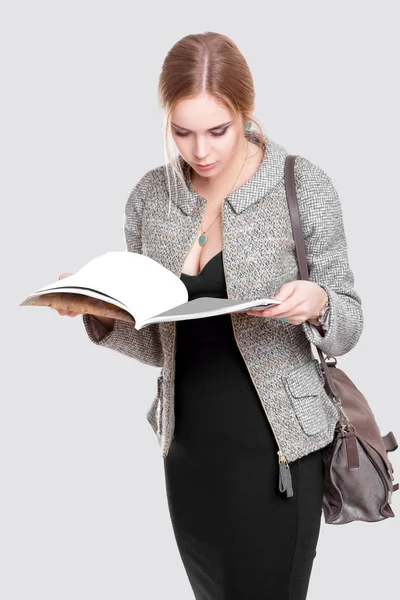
[55,273,115,331]
[55,273,81,317]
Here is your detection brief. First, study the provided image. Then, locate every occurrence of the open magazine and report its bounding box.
[20,251,281,330]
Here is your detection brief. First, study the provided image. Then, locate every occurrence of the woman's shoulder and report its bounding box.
[290,152,344,225]
[293,153,334,193]
[126,165,166,202]
[132,162,178,193]
[267,135,337,199]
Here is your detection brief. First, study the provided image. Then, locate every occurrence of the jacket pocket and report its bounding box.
[146,373,163,438]
[282,359,337,436]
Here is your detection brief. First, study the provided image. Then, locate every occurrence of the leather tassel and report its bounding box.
[279,462,294,497]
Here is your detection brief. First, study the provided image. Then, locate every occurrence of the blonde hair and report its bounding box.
[157,31,266,216]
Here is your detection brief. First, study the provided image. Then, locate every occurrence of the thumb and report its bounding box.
[269,281,297,302]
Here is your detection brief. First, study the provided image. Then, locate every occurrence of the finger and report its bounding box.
[247,306,306,321]
[259,295,303,317]
[247,309,288,317]
[247,309,271,317]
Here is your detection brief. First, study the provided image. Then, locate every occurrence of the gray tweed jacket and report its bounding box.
[82,131,363,490]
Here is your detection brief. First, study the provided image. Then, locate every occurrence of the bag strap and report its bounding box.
[284,154,338,399]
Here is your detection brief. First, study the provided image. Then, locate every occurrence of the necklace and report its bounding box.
[195,140,259,246]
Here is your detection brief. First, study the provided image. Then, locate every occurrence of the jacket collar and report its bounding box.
[170,131,288,215]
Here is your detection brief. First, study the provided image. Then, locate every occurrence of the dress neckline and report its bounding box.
[181,250,223,278]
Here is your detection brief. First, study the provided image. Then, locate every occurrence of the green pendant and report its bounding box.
[198,234,207,245]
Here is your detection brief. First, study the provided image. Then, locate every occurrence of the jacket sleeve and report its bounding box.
[294,156,364,357]
[81,170,164,368]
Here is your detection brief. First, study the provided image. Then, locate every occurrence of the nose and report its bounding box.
[193,138,210,162]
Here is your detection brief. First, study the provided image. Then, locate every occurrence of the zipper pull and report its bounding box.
[278,451,293,497]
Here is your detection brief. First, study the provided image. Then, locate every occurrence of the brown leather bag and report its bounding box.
[284,154,399,524]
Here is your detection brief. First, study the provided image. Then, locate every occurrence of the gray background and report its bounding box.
[2,0,399,598]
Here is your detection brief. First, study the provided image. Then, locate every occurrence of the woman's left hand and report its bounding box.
[246,280,328,326]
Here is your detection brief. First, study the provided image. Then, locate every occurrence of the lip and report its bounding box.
[195,162,216,170]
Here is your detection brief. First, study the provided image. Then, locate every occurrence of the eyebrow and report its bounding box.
[171,120,233,132]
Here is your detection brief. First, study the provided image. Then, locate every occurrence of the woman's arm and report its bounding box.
[82,170,164,368]
[294,156,364,357]
[88,315,115,332]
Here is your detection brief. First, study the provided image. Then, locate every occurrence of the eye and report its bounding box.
[174,127,229,138]
[211,127,229,137]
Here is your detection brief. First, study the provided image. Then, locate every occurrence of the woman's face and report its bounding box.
[170,93,246,179]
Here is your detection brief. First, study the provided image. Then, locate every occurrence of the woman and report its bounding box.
[58,32,363,600]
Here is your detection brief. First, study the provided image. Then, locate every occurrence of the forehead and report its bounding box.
[171,95,234,131]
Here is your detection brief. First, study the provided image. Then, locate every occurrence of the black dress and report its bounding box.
[163,250,325,600]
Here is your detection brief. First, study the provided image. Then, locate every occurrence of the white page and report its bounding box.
[29,251,188,323]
